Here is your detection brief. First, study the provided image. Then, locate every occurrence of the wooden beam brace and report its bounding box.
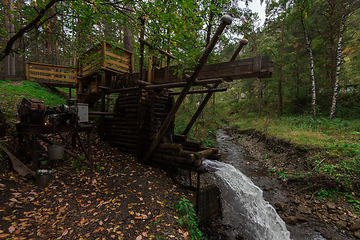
[182,83,219,135]
[144,78,223,90]
[182,37,248,135]
[169,87,227,95]
[142,15,232,164]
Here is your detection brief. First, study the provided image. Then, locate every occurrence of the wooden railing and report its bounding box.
[26,62,76,83]
[77,41,134,77]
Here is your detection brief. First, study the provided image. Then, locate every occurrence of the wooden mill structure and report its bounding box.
[25,16,273,176]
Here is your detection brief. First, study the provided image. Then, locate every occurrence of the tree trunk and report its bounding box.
[301,11,317,118]
[4,0,10,75]
[123,3,133,52]
[9,0,15,75]
[258,78,262,118]
[278,19,285,118]
[330,12,346,120]
[253,27,261,118]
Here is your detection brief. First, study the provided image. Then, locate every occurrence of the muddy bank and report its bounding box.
[223,128,360,240]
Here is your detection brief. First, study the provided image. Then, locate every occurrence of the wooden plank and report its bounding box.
[253,56,262,72]
[107,59,130,70]
[83,61,100,72]
[79,42,101,60]
[29,69,75,77]
[26,62,75,70]
[29,74,76,82]
[105,51,131,63]
[105,42,133,55]
[81,53,100,65]
[101,41,106,68]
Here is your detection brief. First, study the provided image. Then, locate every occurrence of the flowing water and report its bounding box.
[202,130,344,240]
[203,159,291,240]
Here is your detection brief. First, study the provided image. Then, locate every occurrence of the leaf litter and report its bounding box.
[0,133,193,239]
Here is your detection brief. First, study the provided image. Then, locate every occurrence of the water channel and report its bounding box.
[203,130,351,240]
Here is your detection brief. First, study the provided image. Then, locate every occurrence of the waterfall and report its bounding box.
[203,159,291,240]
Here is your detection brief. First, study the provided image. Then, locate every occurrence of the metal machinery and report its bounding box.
[16,98,93,171]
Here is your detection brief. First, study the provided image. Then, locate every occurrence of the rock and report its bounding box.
[353,230,360,239]
[335,220,347,230]
[327,202,337,213]
[350,222,360,231]
[296,216,309,223]
[282,216,297,224]
[275,202,288,212]
[298,205,312,214]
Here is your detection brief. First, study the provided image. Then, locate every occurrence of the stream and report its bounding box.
[203,130,350,240]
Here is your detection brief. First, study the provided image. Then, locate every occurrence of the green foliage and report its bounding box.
[174,197,204,240]
[345,194,360,215]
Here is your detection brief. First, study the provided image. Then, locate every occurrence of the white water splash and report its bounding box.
[203,160,291,240]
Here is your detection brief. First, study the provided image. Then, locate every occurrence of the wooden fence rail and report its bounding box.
[26,62,76,84]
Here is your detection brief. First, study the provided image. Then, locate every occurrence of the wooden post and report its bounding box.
[148,48,153,83]
[26,63,30,81]
[229,38,248,61]
[100,90,106,138]
[142,15,232,164]
[137,86,144,161]
[32,134,38,171]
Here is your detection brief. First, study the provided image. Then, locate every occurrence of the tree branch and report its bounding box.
[0,0,64,62]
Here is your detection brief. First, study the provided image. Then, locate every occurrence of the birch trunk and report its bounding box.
[330,12,346,120]
[301,12,317,118]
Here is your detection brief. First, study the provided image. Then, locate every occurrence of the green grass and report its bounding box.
[0,80,68,126]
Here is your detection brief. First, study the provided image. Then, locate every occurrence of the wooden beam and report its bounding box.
[182,83,220,135]
[169,87,227,95]
[142,15,232,164]
[144,78,223,90]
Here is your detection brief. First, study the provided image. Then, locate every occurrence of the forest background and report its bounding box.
[1,0,360,120]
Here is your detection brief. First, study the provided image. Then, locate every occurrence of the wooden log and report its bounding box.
[104,125,138,130]
[196,149,213,159]
[184,140,205,149]
[125,109,139,113]
[153,107,170,113]
[152,152,194,164]
[173,135,187,143]
[151,156,203,169]
[104,129,137,134]
[106,141,137,149]
[103,137,137,144]
[104,120,138,126]
[157,143,183,151]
